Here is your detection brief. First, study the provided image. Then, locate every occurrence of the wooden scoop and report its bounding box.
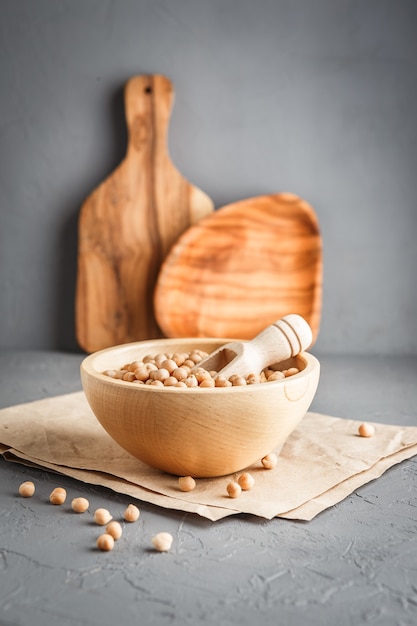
[75,74,214,353]
[195,314,313,379]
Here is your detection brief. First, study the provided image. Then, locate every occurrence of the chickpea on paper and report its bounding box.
[358,423,375,437]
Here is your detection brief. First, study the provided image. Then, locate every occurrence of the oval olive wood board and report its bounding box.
[75,74,214,353]
[154,193,322,343]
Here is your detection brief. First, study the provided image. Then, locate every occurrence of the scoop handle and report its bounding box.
[241,314,313,375]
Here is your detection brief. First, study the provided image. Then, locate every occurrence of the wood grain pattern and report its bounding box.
[154,193,322,343]
[75,75,214,353]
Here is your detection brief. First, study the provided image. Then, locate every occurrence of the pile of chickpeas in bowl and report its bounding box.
[102,348,301,389]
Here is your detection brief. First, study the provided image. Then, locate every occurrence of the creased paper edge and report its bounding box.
[279,443,417,520]
[1,447,239,522]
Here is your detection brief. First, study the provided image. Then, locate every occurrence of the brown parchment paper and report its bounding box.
[1,391,416,521]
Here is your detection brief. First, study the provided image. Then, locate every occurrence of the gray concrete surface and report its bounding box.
[0,350,416,626]
[1,0,417,355]
[1,2,416,623]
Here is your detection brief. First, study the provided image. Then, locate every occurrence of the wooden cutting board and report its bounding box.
[75,74,214,353]
[154,193,322,343]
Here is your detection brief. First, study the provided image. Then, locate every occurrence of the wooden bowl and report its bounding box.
[80,338,320,478]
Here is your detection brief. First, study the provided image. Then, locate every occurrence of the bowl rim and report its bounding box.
[80,338,320,394]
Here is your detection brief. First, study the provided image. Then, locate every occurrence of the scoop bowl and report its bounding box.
[80,338,320,478]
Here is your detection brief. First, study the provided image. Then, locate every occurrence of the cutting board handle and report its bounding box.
[124,74,173,163]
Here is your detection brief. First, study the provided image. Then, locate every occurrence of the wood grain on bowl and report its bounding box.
[81,339,320,477]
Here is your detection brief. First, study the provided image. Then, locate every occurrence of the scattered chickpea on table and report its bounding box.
[97,533,115,552]
[152,532,173,552]
[71,497,89,513]
[106,520,123,540]
[18,481,35,498]
[94,508,113,525]
[123,503,140,522]
[49,487,67,505]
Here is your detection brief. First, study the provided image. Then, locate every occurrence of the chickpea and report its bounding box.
[106,520,123,540]
[178,476,196,492]
[215,376,231,387]
[284,367,299,377]
[97,533,114,552]
[134,367,150,382]
[128,361,143,372]
[143,354,155,363]
[261,453,278,469]
[230,375,247,386]
[123,503,140,522]
[267,371,285,382]
[246,373,260,385]
[94,508,113,525]
[172,353,186,366]
[172,367,188,381]
[189,352,203,364]
[103,369,117,378]
[154,354,168,368]
[71,497,89,513]
[149,368,170,382]
[226,482,242,498]
[18,481,35,498]
[175,381,187,388]
[122,371,136,382]
[358,423,375,438]
[152,532,173,552]
[164,376,179,386]
[49,487,67,505]
[184,375,198,388]
[183,359,195,369]
[195,369,212,383]
[114,369,128,379]
[160,359,177,374]
[145,362,158,372]
[150,380,164,387]
[199,378,215,388]
[238,472,255,491]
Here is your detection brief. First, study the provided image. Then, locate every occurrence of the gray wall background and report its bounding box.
[0,0,416,355]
